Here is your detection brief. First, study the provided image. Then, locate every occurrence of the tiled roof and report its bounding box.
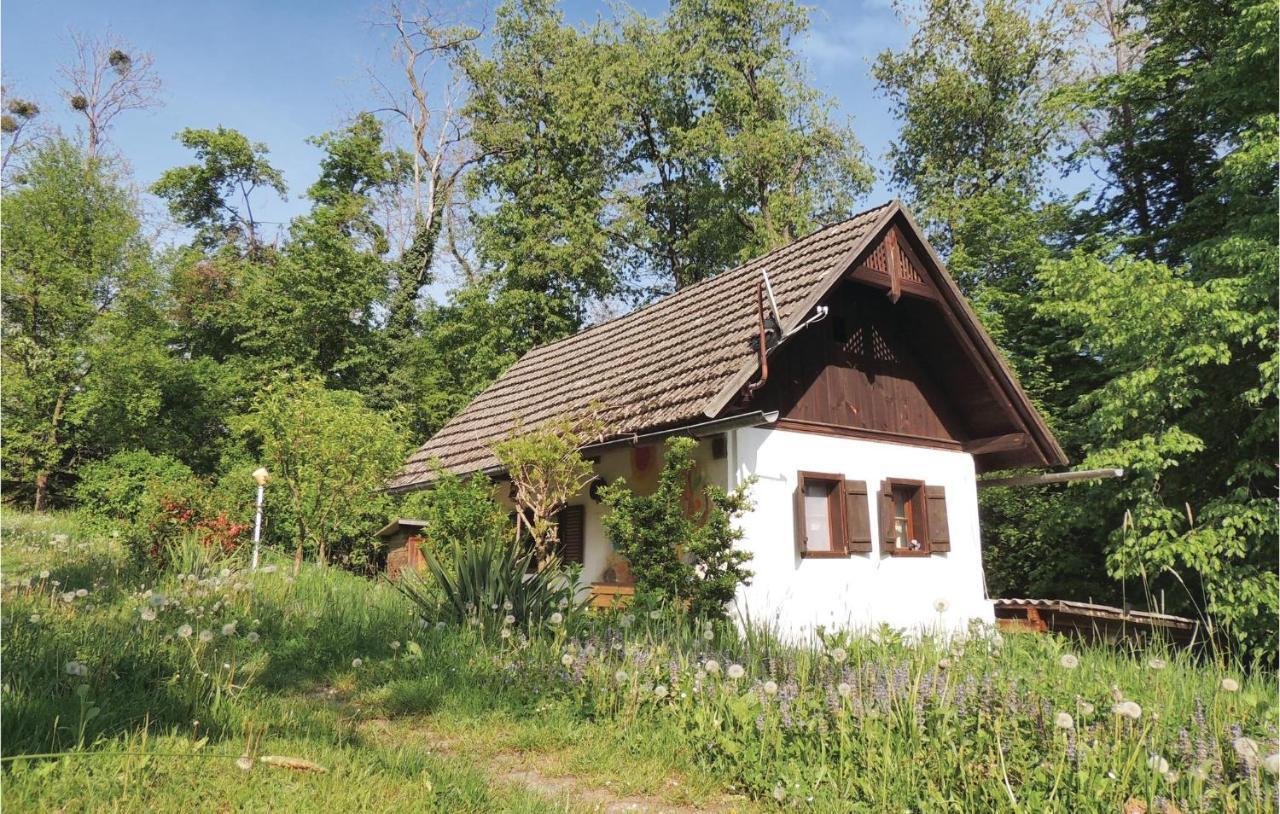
[388,201,896,490]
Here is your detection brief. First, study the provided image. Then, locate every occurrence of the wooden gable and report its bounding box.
[740,214,1056,472]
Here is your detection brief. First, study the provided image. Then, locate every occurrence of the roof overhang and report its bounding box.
[385,410,779,495]
[373,518,429,538]
[701,200,1067,470]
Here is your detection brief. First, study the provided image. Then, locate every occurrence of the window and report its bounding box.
[889,482,926,553]
[793,472,847,558]
[878,480,950,556]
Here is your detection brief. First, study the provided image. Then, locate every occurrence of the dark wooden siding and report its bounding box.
[755,282,970,445]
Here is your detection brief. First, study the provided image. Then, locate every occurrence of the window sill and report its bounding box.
[884,550,932,558]
[800,551,850,559]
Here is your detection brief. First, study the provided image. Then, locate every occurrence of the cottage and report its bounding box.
[388,200,1066,635]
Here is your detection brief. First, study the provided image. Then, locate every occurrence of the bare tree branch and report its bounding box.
[58,31,163,160]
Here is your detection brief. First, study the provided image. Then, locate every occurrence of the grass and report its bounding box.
[2,509,1276,812]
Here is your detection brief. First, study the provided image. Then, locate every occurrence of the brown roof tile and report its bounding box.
[389,202,896,490]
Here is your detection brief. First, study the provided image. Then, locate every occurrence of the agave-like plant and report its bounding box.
[397,535,585,630]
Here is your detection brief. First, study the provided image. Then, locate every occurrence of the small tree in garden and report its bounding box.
[601,437,753,619]
[398,469,510,574]
[492,408,606,565]
[234,377,405,573]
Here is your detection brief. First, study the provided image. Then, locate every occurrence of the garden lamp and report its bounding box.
[251,467,269,569]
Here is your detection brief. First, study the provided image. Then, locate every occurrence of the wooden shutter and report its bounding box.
[556,504,585,564]
[844,480,872,553]
[877,480,896,549]
[793,481,806,558]
[925,485,950,552]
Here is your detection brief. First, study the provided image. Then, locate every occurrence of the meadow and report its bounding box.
[2,510,1276,812]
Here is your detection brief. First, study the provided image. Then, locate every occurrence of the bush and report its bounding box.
[74,450,199,526]
[397,535,583,632]
[398,470,511,575]
[232,377,405,572]
[601,437,753,619]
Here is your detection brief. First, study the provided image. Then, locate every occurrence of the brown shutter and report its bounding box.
[878,480,895,549]
[793,480,806,557]
[925,485,950,552]
[556,504,585,564]
[844,480,872,553]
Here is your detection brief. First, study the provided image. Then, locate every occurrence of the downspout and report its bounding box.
[746,281,770,395]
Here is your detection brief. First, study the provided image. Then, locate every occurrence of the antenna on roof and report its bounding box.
[760,271,782,329]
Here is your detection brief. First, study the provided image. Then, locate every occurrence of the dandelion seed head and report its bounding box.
[1146,754,1169,773]
[702,628,714,641]
[561,653,575,667]
[830,647,847,664]
[140,608,157,622]
[1059,654,1079,669]
[177,624,193,639]
[75,588,88,597]
[836,682,852,698]
[727,664,745,680]
[704,660,721,675]
[1232,737,1260,763]
[503,614,516,625]
[390,641,400,650]
[1055,712,1074,730]
[933,599,949,613]
[198,630,213,643]
[1147,657,1167,670]
[653,684,668,699]
[351,658,363,668]
[39,570,49,579]
[1112,701,1142,720]
[615,669,628,684]
[221,622,237,636]
[648,610,662,620]
[1262,753,1279,775]
[1219,677,1240,692]
[549,612,563,626]
[763,680,779,696]
[500,628,512,639]
[247,631,260,643]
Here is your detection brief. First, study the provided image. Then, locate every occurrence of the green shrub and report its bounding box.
[74,449,199,526]
[232,377,405,572]
[397,535,583,632]
[398,470,510,575]
[601,437,753,619]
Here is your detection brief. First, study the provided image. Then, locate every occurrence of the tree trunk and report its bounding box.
[33,472,50,513]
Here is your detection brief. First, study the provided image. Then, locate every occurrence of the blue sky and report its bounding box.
[2,0,908,235]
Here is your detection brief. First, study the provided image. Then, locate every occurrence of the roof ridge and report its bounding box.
[521,200,895,361]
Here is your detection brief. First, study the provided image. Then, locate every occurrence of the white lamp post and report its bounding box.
[251,467,270,570]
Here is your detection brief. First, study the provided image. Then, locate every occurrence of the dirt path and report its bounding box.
[357,715,754,814]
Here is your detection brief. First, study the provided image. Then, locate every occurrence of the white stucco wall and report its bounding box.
[728,426,992,638]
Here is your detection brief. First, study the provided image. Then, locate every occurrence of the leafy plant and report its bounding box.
[492,409,606,565]
[397,470,510,576]
[232,377,405,573]
[600,437,754,619]
[397,534,583,631]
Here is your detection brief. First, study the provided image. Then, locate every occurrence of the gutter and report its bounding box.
[581,410,780,455]
[384,410,780,495]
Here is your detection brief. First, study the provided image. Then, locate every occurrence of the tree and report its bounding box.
[1,89,43,180]
[1,140,151,509]
[492,410,606,565]
[601,437,753,619]
[372,3,482,337]
[151,127,287,250]
[1036,0,1278,659]
[58,32,162,160]
[462,0,625,342]
[233,378,406,572]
